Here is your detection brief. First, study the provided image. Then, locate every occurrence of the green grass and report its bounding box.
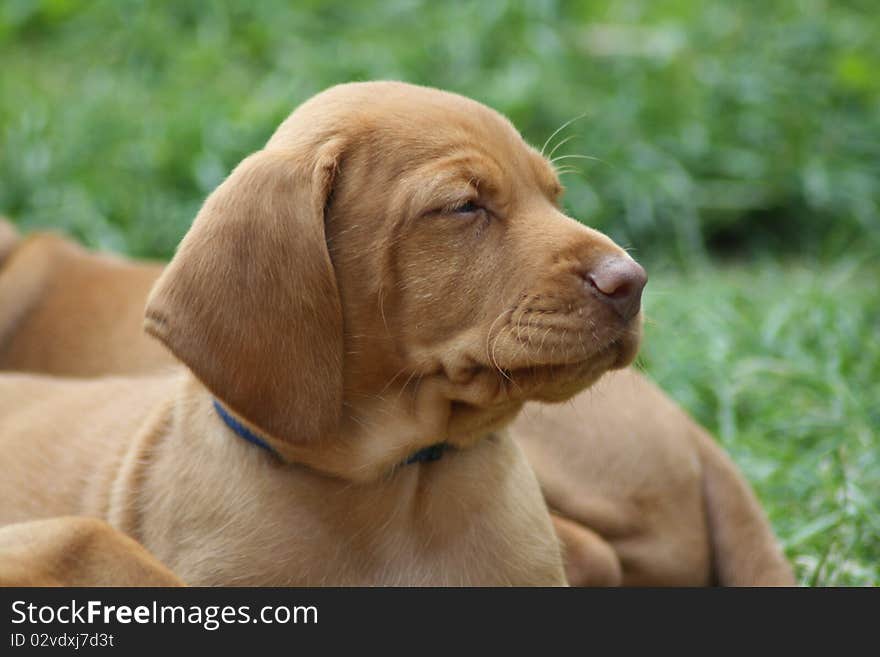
[0,1,877,585]
[641,258,880,586]
[1,1,878,261]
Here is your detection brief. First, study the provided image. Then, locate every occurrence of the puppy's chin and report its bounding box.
[434,315,642,440]
[445,401,524,446]
[443,346,621,424]
[442,359,608,445]
[608,313,644,370]
[509,353,617,403]
[500,313,643,401]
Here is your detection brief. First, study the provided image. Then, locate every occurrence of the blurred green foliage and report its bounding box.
[0,1,877,585]
[1,0,878,261]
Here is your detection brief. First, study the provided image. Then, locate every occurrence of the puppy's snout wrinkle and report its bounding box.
[585,256,647,322]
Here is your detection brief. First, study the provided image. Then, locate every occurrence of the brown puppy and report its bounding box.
[0,230,168,376]
[0,82,645,585]
[512,370,794,585]
[0,155,793,586]
[0,517,183,587]
[0,243,793,588]
[0,218,17,265]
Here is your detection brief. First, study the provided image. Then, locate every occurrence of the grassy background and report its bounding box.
[1,1,877,584]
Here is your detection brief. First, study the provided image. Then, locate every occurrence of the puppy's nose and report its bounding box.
[585,257,647,322]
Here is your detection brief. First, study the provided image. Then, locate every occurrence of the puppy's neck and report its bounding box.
[187,372,518,483]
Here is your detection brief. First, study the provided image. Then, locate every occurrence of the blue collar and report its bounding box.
[213,400,448,466]
[404,442,447,464]
[212,400,276,453]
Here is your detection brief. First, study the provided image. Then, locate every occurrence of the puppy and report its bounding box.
[0,230,167,376]
[0,82,646,585]
[512,370,794,585]
[0,151,792,588]
[0,218,17,265]
[0,517,183,587]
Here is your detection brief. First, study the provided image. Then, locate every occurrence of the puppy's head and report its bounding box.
[146,82,645,476]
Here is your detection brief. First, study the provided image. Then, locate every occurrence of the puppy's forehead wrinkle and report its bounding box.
[403,156,504,215]
[269,85,563,220]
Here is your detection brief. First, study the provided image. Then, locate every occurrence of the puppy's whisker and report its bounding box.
[556,327,568,362]
[396,368,421,401]
[508,316,533,365]
[490,326,513,383]
[504,307,536,367]
[378,364,412,396]
[378,287,389,334]
[550,154,605,165]
[342,410,374,433]
[540,112,587,157]
[537,325,554,357]
[413,371,427,403]
[485,309,513,379]
[545,133,577,161]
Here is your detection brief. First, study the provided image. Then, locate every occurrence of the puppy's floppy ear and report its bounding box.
[145,141,345,446]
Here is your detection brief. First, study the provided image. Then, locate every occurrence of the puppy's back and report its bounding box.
[0,218,18,266]
[0,372,174,526]
[0,232,172,376]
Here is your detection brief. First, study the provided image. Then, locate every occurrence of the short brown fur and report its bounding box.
[0,517,183,587]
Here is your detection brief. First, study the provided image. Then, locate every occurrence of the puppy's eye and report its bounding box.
[451,200,481,215]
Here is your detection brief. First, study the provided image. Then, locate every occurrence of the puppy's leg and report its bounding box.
[0,516,184,587]
[552,514,623,586]
[695,430,795,586]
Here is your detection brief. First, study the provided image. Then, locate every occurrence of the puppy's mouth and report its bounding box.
[485,297,643,379]
[440,320,639,412]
